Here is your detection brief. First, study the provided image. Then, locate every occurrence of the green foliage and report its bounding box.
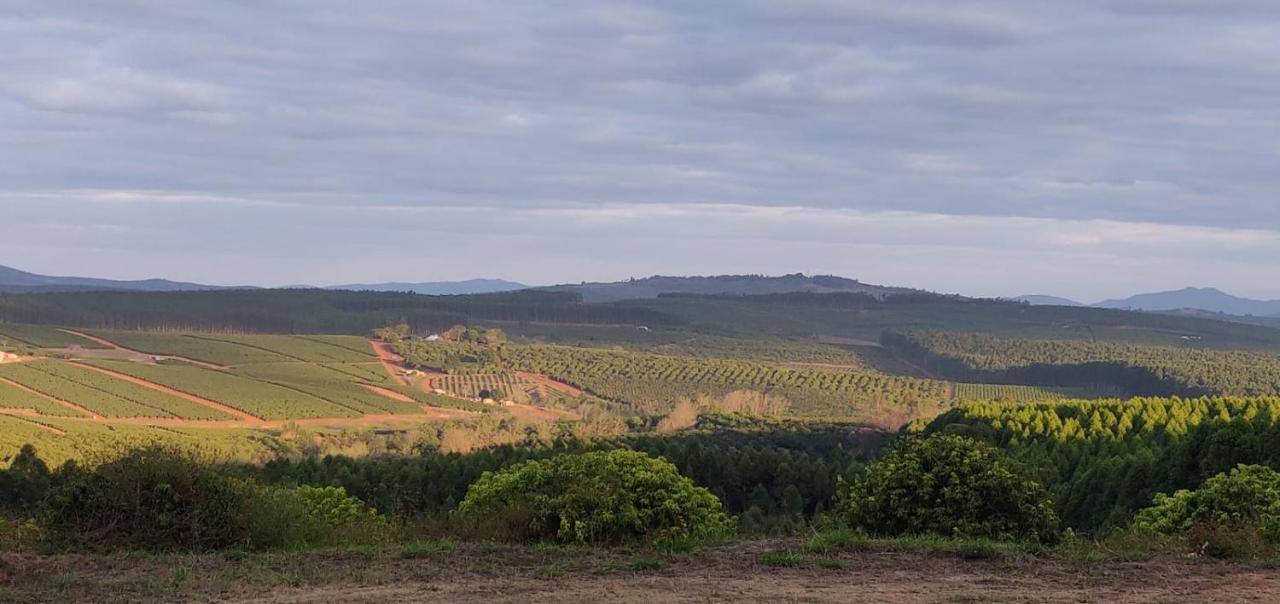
[399,339,953,420]
[886,330,1280,397]
[836,435,1060,543]
[36,447,387,552]
[0,445,52,514]
[758,550,803,567]
[454,450,734,544]
[925,397,1280,531]
[1134,465,1280,543]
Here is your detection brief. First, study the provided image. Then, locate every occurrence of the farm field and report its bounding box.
[82,330,294,366]
[0,323,106,349]
[80,359,366,420]
[0,378,84,417]
[953,383,1096,402]
[0,360,232,420]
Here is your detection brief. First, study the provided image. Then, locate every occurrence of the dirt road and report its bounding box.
[57,329,229,370]
[1,540,1275,604]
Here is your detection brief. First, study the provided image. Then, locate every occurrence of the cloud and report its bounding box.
[1,1,1278,296]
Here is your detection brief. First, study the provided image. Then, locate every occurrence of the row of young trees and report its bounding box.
[884,331,1280,397]
[393,338,952,418]
[923,397,1280,530]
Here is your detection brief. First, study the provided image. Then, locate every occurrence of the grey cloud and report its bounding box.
[2,1,1279,293]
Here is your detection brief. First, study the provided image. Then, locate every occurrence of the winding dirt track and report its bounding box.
[66,360,262,423]
[370,341,410,386]
[359,384,416,403]
[57,329,229,370]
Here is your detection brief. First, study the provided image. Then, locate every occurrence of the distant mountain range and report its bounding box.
[6,263,1278,320]
[0,265,232,293]
[542,273,919,303]
[0,265,526,296]
[1015,287,1280,318]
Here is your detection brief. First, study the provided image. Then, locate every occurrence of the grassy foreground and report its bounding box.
[2,535,1276,604]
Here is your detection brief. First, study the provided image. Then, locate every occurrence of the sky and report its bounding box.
[3,1,1280,302]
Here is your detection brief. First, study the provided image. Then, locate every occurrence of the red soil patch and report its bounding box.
[57,329,229,370]
[370,341,410,386]
[360,384,416,403]
[0,375,100,419]
[66,361,263,423]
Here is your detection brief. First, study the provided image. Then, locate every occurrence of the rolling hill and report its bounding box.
[325,279,528,295]
[1096,287,1280,317]
[542,273,920,303]
[0,264,230,293]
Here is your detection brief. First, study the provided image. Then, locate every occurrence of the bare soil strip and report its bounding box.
[370,341,410,386]
[57,329,230,370]
[0,375,100,419]
[360,384,416,403]
[66,361,262,423]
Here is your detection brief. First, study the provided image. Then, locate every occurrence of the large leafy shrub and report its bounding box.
[38,447,386,551]
[836,435,1059,543]
[454,450,734,543]
[1134,464,1280,543]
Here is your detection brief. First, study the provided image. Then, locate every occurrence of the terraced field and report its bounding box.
[232,363,423,415]
[0,360,232,419]
[83,331,293,365]
[80,359,363,420]
[185,334,377,363]
[0,378,84,417]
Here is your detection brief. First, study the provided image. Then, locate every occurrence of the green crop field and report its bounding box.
[232,363,423,415]
[953,383,1097,403]
[0,378,84,417]
[186,334,376,363]
[489,344,951,416]
[0,324,108,349]
[0,361,232,419]
[320,362,397,386]
[85,331,294,365]
[0,414,298,466]
[80,360,360,420]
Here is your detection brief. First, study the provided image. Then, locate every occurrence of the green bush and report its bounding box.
[835,435,1059,543]
[454,450,734,544]
[1134,464,1280,544]
[38,447,387,551]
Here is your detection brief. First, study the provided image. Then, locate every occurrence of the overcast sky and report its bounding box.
[4,1,1280,301]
